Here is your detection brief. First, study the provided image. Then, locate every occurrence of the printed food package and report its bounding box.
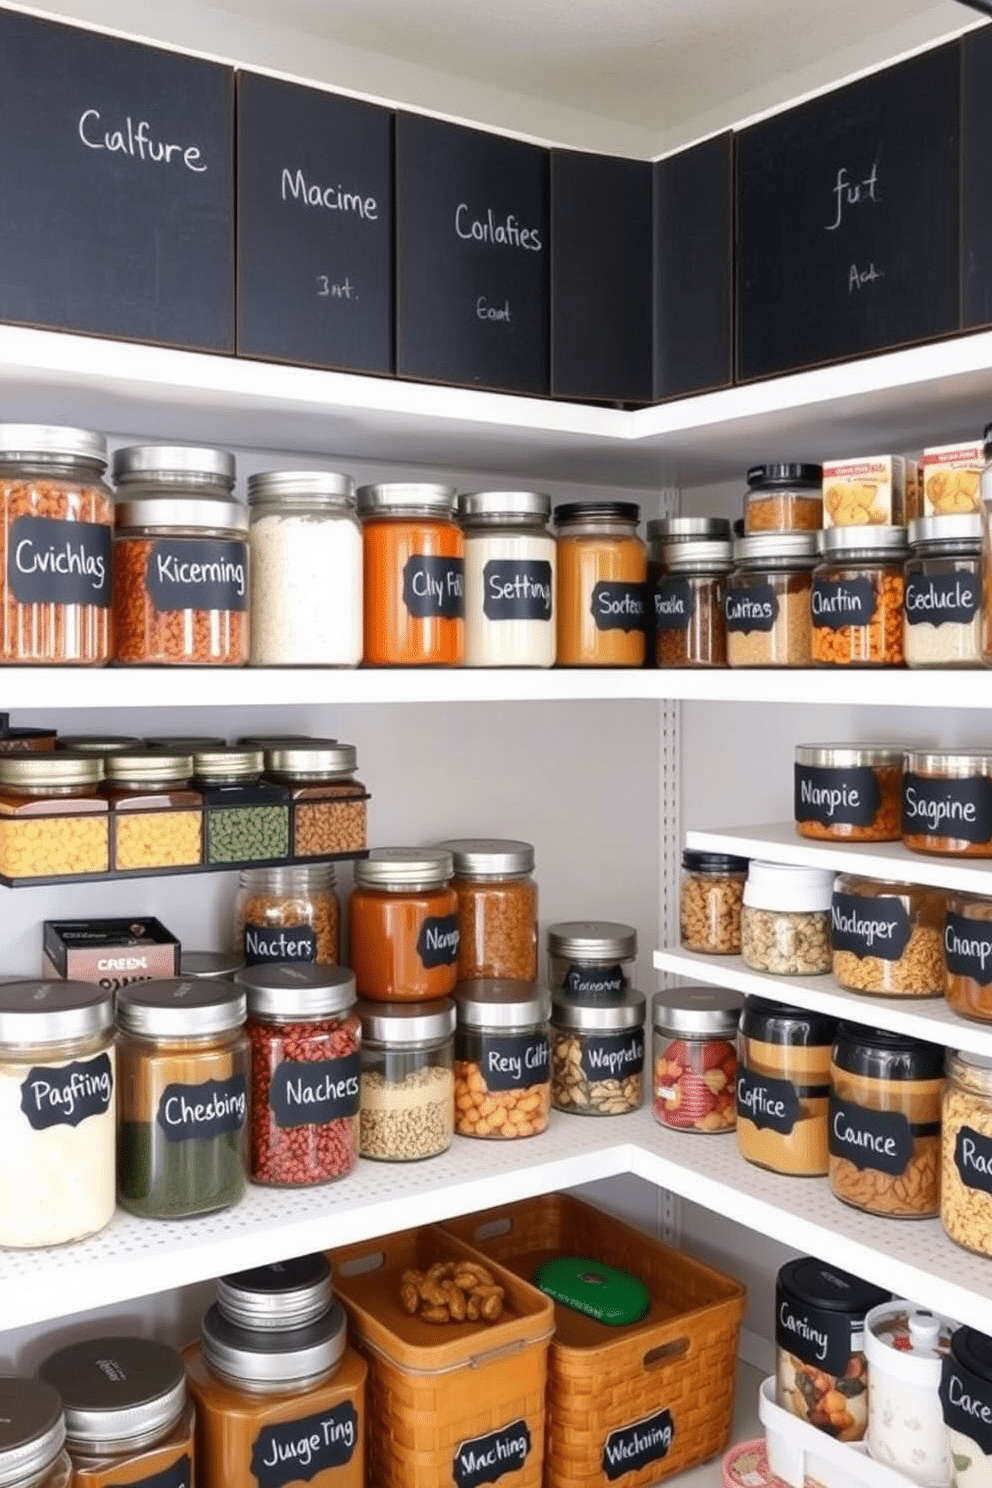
[922,442,984,515]
[822,456,906,527]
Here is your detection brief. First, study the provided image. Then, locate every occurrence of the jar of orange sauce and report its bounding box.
[356,484,463,664]
[349,848,460,1001]
[555,501,647,665]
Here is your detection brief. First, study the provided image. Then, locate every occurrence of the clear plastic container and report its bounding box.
[357,484,462,666]
[104,749,202,871]
[743,463,823,534]
[737,998,836,1177]
[349,849,458,1002]
[651,985,741,1133]
[741,861,834,975]
[0,1378,70,1488]
[794,743,904,842]
[945,893,992,1023]
[435,837,537,982]
[726,533,817,667]
[552,986,644,1116]
[357,998,454,1160]
[457,490,556,667]
[263,741,368,857]
[554,502,647,667]
[235,864,340,966]
[904,514,982,668]
[546,920,637,997]
[654,536,732,668]
[0,753,109,879]
[679,849,749,954]
[811,528,907,667]
[903,749,992,857]
[831,875,945,997]
[454,979,551,1138]
[941,1050,992,1258]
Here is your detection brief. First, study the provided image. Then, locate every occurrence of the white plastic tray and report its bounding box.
[758,1377,923,1488]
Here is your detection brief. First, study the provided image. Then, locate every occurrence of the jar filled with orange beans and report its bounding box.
[811,528,907,667]
[357,483,462,665]
[554,501,647,666]
[349,848,460,1001]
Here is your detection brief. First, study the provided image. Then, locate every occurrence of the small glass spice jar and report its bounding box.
[116,978,248,1218]
[679,849,749,954]
[0,424,112,664]
[196,748,291,865]
[941,1050,992,1258]
[941,1325,992,1486]
[554,502,647,667]
[654,535,732,668]
[104,750,202,871]
[454,979,551,1139]
[0,1379,69,1488]
[651,985,740,1133]
[945,894,992,1023]
[831,876,945,997]
[0,754,109,879]
[741,861,834,976]
[903,749,992,858]
[866,1304,956,1485]
[0,980,115,1247]
[551,986,645,1116]
[238,964,360,1188]
[357,998,455,1161]
[457,490,556,667]
[737,998,837,1176]
[829,1025,944,1220]
[39,1337,193,1488]
[811,527,907,667]
[357,483,462,666]
[794,743,904,842]
[349,849,459,1002]
[904,514,982,668]
[264,742,368,857]
[435,837,538,982]
[725,533,817,667]
[743,463,823,533]
[235,864,340,966]
[248,470,362,667]
[546,921,637,997]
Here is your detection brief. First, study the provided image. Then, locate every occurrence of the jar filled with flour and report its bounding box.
[457,490,556,666]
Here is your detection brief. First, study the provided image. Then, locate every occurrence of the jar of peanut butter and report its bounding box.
[737,998,836,1176]
[554,502,647,666]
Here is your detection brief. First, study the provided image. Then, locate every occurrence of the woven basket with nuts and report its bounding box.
[399,1259,505,1324]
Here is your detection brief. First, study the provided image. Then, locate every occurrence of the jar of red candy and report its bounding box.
[236,963,360,1186]
[652,985,742,1133]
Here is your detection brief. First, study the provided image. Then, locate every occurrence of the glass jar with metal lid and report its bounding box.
[457,490,555,667]
[743,463,823,533]
[0,424,112,664]
[111,496,249,666]
[0,980,114,1247]
[195,748,290,865]
[39,1337,193,1488]
[903,749,992,857]
[248,471,362,668]
[55,736,143,756]
[357,998,455,1160]
[454,979,551,1138]
[655,534,733,668]
[357,483,462,666]
[116,977,248,1218]
[679,850,749,954]
[942,1050,992,1257]
[725,533,817,667]
[794,743,904,842]
[647,515,732,574]
[555,502,647,666]
[263,742,367,857]
[112,444,236,501]
[217,1254,333,1331]
[552,985,644,1116]
[103,750,202,871]
[0,1379,69,1488]
[235,865,340,967]
[180,949,243,982]
[811,527,907,666]
[652,986,741,1133]
[237,964,360,1187]
[0,753,109,879]
[349,849,459,1002]
[435,837,537,982]
[831,876,946,997]
[945,893,992,1023]
[546,921,637,997]
[904,514,981,668]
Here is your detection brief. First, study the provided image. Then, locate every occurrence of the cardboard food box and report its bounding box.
[43,917,180,990]
[822,456,906,527]
[904,458,923,522]
[922,441,985,515]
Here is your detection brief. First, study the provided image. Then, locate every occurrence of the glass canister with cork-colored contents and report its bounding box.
[263,742,368,858]
[235,864,340,967]
[902,749,992,858]
[554,501,647,666]
[794,743,904,843]
[357,483,462,665]
[357,998,455,1161]
[654,532,733,668]
[454,979,551,1139]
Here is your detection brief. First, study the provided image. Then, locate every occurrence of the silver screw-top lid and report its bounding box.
[733,532,820,564]
[652,985,744,1037]
[239,735,334,750]
[434,838,534,877]
[114,497,248,533]
[356,483,456,517]
[201,1300,346,1389]
[647,516,732,541]
[357,998,456,1044]
[0,981,111,1044]
[235,964,356,1020]
[552,986,645,1031]
[795,743,905,769]
[265,744,357,779]
[39,1338,186,1451]
[179,950,244,981]
[116,979,246,1038]
[216,1255,332,1331]
[104,751,193,785]
[0,1378,65,1488]
[248,471,354,506]
[113,445,235,485]
[193,748,262,782]
[907,513,982,548]
[354,848,454,890]
[661,538,733,572]
[818,525,908,557]
[55,736,144,755]
[456,491,551,520]
[904,748,992,774]
[0,425,106,465]
[456,979,552,1029]
[0,754,103,789]
[546,922,637,961]
[145,736,227,752]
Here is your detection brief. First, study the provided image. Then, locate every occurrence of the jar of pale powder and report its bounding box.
[726,533,817,667]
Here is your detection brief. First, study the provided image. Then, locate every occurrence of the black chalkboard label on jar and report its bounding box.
[654,577,693,632]
[269,1051,360,1128]
[955,1125,992,1197]
[251,1402,359,1488]
[19,1052,113,1130]
[602,1409,674,1482]
[565,964,626,997]
[482,559,553,622]
[736,1068,801,1135]
[725,583,778,634]
[941,1356,992,1457]
[831,891,912,961]
[905,571,979,628]
[244,923,318,966]
[480,1034,549,1092]
[145,540,248,614]
[828,1097,914,1176]
[810,577,876,630]
[133,1456,191,1488]
[453,1419,531,1488]
[776,1296,852,1376]
[7,517,111,608]
[945,911,992,986]
[579,1031,644,1084]
[402,557,464,620]
[417,914,460,969]
[155,1074,247,1142]
[795,765,880,827]
[903,772,992,845]
[591,583,645,634]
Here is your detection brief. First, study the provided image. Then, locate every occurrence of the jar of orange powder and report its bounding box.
[554,501,647,665]
[349,848,460,1001]
[356,484,463,665]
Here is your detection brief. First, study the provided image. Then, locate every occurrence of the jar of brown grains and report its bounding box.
[434,836,537,982]
[234,864,340,968]
[264,740,368,857]
[831,876,945,998]
[679,849,749,954]
[743,463,823,533]
[654,534,732,668]
[725,533,817,667]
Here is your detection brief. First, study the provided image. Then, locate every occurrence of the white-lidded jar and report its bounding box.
[866,1302,955,1485]
[457,491,555,667]
[741,862,835,976]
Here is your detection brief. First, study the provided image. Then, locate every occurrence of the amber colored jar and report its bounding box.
[945,894,992,1022]
[743,463,823,534]
[554,501,647,666]
[349,849,459,1001]
[357,483,462,665]
[811,528,907,667]
[435,837,538,982]
[737,999,836,1176]
[902,750,992,858]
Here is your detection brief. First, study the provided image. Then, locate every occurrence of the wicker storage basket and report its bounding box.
[443,1194,746,1488]
[327,1224,554,1488]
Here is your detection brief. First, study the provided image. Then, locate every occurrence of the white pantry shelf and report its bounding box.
[653,947,992,1058]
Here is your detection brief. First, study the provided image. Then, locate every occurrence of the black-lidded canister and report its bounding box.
[941,1326,992,1472]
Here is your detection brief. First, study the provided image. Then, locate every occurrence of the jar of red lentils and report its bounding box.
[349,849,460,1002]
[356,483,462,665]
[236,963,360,1187]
